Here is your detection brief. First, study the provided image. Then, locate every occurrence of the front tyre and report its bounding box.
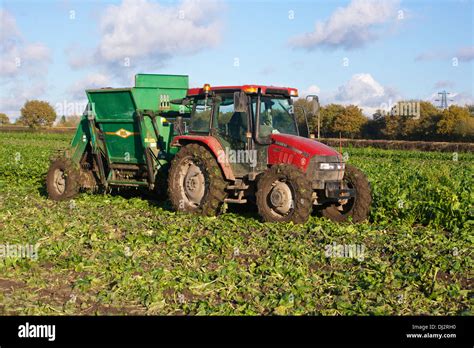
[256,165,312,224]
[321,164,371,223]
[46,157,80,201]
[168,144,227,216]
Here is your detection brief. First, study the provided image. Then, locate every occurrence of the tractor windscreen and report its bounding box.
[190,97,212,133]
[252,96,298,138]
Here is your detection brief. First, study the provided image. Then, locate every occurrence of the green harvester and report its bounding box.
[46,74,190,199]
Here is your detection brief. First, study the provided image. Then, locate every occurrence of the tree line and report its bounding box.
[0,100,81,128]
[294,99,474,142]
[1,99,473,142]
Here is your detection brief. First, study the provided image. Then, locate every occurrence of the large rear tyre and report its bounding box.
[46,157,80,201]
[168,144,227,216]
[256,165,312,224]
[321,164,371,223]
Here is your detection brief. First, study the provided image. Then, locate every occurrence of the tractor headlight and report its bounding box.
[319,163,345,170]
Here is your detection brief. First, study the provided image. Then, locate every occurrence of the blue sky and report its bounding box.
[0,0,473,119]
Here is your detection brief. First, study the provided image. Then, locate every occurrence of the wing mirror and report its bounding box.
[306,95,320,115]
[306,95,321,139]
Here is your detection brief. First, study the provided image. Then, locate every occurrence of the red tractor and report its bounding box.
[169,84,371,224]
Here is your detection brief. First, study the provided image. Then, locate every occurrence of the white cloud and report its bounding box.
[415,50,444,62]
[433,80,455,89]
[57,73,117,116]
[69,0,224,76]
[0,8,20,40]
[68,73,112,99]
[22,43,50,61]
[65,44,95,70]
[0,10,51,77]
[416,45,474,62]
[451,92,474,106]
[333,73,400,113]
[289,0,400,51]
[310,74,471,118]
[456,46,474,62]
[450,92,474,106]
[301,85,321,97]
[0,82,48,120]
[307,73,401,115]
[0,9,51,117]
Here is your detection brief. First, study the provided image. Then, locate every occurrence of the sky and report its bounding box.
[0,0,473,120]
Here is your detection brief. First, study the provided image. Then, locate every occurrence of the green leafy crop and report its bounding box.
[0,132,472,315]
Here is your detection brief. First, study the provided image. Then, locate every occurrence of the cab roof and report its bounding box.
[187,85,298,97]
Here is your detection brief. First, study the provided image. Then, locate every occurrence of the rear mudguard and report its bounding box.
[68,116,91,164]
[171,135,235,181]
[68,115,110,187]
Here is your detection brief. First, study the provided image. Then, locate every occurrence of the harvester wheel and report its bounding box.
[168,144,227,216]
[321,164,371,223]
[46,158,80,201]
[256,165,312,224]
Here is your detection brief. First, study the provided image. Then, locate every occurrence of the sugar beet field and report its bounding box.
[0,132,472,315]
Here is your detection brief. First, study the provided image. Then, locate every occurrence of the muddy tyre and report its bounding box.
[168,144,227,216]
[46,157,80,201]
[321,164,371,223]
[256,164,312,224]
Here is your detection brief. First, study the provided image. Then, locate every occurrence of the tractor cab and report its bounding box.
[172,84,301,176]
[176,84,305,140]
[172,84,333,176]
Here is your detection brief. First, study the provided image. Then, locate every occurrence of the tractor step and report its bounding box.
[227,184,249,190]
[225,198,247,204]
[225,186,247,204]
[110,163,142,170]
[108,180,148,187]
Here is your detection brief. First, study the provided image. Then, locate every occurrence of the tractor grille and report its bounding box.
[306,155,345,189]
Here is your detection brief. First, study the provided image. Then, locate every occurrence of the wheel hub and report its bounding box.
[269,181,293,215]
[182,162,205,205]
[53,169,66,194]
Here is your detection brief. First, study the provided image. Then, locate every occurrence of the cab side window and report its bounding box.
[214,94,248,150]
[190,98,212,133]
